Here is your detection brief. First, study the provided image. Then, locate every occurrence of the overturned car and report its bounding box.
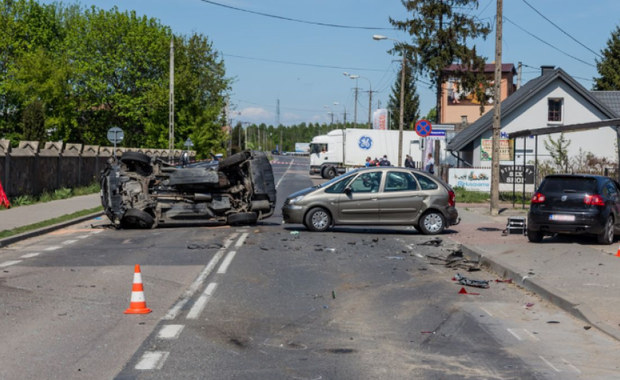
[100,150,276,228]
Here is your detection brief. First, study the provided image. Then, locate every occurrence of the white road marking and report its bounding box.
[275,159,295,189]
[135,351,170,370]
[157,325,185,340]
[479,306,494,317]
[0,260,22,268]
[539,355,561,372]
[217,251,237,274]
[187,282,218,320]
[91,230,103,234]
[235,232,249,248]
[62,239,77,245]
[523,329,540,341]
[561,358,581,374]
[163,233,237,320]
[20,252,40,259]
[44,246,62,251]
[506,328,523,341]
[415,253,424,258]
[77,235,90,239]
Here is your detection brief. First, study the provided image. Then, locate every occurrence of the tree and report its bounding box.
[390,0,491,122]
[387,60,420,130]
[22,99,45,141]
[594,26,620,90]
[544,133,571,172]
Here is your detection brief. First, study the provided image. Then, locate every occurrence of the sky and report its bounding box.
[40,0,620,127]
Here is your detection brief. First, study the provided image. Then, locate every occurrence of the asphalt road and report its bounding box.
[0,155,619,379]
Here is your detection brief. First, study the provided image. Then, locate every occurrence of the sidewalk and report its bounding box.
[0,193,103,247]
[448,202,620,342]
[1,196,619,341]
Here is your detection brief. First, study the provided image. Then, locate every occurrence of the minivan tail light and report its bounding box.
[448,190,455,207]
[584,194,605,206]
[531,192,545,203]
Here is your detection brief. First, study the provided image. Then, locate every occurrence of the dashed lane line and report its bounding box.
[163,232,238,320]
[44,246,62,251]
[186,282,218,320]
[561,358,581,374]
[507,328,523,341]
[0,260,22,268]
[157,325,185,340]
[539,355,561,373]
[217,251,237,274]
[19,252,40,259]
[135,351,170,370]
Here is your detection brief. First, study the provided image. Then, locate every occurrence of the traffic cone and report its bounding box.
[616,245,620,257]
[124,264,152,314]
[458,287,480,295]
[0,179,9,209]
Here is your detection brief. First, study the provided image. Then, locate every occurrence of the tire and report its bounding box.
[597,216,614,245]
[304,207,332,232]
[527,229,544,243]
[227,212,258,226]
[121,152,151,165]
[325,167,337,179]
[418,211,445,235]
[219,151,250,169]
[121,209,155,229]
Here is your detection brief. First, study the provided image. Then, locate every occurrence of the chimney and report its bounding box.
[541,65,555,76]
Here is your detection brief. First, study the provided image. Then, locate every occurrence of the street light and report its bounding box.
[374,34,406,166]
[334,102,347,126]
[345,73,372,128]
[323,105,334,125]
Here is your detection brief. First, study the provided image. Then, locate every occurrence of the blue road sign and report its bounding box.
[415,119,432,137]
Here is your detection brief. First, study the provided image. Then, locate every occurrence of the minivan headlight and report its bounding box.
[289,195,305,205]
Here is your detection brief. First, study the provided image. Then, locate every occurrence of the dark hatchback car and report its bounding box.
[527,174,620,244]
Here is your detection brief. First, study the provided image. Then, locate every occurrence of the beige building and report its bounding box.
[440,63,517,126]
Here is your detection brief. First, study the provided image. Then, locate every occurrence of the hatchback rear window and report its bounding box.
[539,177,597,193]
[413,173,438,190]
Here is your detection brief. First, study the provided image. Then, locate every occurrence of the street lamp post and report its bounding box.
[373,34,406,166]
[345,73,373,128]
[334,102,347,126]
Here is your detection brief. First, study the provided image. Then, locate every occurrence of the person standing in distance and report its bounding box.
[424,153,434,174]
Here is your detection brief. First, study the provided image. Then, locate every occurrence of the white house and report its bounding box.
[447,66,620,169]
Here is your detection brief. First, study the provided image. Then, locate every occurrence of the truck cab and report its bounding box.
[309,130,345,179]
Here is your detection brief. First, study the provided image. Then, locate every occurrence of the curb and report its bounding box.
[0,211,105,248]
[459,243,620,343]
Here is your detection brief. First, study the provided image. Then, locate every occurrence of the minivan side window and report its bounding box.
[413,173,438,190]
[385,171,418,192]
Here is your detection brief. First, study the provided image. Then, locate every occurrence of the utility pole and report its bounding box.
[517,61,522,89]
[353,85,359,128]
[490,0,503,215]
[398,52,406,167]
[365,89,377,129]
[168,38,174,163]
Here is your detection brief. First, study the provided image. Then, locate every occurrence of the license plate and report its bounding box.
[549,214,575,222]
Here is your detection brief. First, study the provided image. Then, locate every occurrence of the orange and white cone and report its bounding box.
[616,245,620,257]
[124,264,152,314]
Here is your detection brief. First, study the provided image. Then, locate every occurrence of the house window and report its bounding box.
[548,98,563,122]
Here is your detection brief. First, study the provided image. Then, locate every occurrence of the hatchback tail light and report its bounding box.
[448,190,455,207]
[584,194,605,206]
[531,192,545,203]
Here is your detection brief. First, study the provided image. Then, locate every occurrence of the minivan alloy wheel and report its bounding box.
[419,211,445,235]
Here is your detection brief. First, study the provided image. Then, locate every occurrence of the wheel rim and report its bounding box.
[606,217,614,243]
[423,213,443,233]
[312,210,329,230]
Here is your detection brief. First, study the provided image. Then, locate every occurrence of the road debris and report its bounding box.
[495,278,513,283]
[458,287,480,295]
[290,231,300,238]
[525,302,535,308]
[426,249,480,271]
[454,273,489,289]
[419,238,443,246]
[547,321,560,324]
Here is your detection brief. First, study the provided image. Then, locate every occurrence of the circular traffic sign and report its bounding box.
[107,126,124,144]
[415,119,432,137]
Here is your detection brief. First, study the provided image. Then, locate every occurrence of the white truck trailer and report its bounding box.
[309,127,455,179]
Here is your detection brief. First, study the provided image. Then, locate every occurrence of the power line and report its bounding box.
[223,53,386,72]
[503,16,595,68]
[520,0,602,58]
[197,0,394,30]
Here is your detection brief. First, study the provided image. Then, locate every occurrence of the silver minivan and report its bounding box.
[282,167,459,234]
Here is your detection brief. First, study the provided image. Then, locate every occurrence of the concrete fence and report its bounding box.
[0,139,193,198]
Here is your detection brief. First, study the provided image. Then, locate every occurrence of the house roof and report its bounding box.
[447,67,619,151]
[591,91,620,117]
[443,63,516,74]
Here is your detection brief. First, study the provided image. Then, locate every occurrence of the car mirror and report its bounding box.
[344,187,352,195]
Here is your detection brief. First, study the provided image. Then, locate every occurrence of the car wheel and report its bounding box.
[527,229,544,243]
[597,216,614,245]
[325,167,337,179]
[121,209,155,229]
[304,207,331,232]
[418,211,445,235]
[227,212,258,226]
[219,151,250,169]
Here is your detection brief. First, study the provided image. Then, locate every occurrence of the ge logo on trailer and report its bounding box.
[358,136,373,150]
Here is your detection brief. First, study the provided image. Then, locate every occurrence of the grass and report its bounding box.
[454,187,532,205]
[0,206,103,239]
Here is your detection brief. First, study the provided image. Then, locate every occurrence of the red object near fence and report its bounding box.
[0,179,10,208]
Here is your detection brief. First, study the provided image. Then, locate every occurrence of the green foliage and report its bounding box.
[594,26,620,90]
[543,133,571,171]
[22,99,46,141]
[388,59,420,130]
[10,195,35,206]
[390,0,491,120]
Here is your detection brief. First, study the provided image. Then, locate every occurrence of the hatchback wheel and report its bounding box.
[418,211,445,235]
[304,207,331,232]
[597,216,614,245]
[527,229,544,243]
